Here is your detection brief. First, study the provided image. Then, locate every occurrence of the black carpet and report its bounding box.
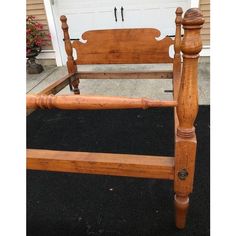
[27,106,210,236]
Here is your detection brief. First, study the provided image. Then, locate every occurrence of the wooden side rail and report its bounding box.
[27,94,177,110]
[37,73,76,95]
[77,71,173,79]
[27,149,175,180]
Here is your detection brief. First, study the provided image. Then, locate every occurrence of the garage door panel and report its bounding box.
[56,0,116,11]
[52,0,190,64]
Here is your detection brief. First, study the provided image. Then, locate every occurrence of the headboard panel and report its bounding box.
[72,28,174,64]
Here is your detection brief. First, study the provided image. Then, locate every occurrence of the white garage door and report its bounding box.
[51,0,190,64]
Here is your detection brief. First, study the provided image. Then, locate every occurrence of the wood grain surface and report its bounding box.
[27,149,175,180]
[72,28,174,64]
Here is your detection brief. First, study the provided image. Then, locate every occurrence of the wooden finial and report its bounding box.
[182,8,205,29]
[175,7,183,23]
[173,7,183,99]
[174,7,183,55]
[181,8,205,55]
[60,15,68,29]
[60,15,74,67]
[176,8,204,138]
[60,15,80,94]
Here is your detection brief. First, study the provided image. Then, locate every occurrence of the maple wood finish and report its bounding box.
[77,71,173,80]
[173,7,183,100]
[174,8,204,229]
[27,94,177,110]
[72,28,174,64]
[27,8,204,230]
[60,15,80,94]
[26,73,77,115]
[27,149,174,180]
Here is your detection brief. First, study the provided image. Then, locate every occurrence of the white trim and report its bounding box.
[190,0,200,8]
[36,49,56,59]
[190,0,209,56]
[43,0,62,66]
[200,45,210,57]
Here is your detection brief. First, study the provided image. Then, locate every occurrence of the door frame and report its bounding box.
[44,0,207,66]
[43,0,63,66]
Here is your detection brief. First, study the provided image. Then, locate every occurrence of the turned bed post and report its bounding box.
[60,15,80,94]
[174,8,204,229]
[173,7,183,100]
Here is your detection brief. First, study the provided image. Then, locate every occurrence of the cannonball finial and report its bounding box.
[182,8,204,29]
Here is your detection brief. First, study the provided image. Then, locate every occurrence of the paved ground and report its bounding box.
[26,60,210,105]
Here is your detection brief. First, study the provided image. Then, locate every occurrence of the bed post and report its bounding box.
[173,7,183,100]
[174,8,204,229]
[60,15,80,94]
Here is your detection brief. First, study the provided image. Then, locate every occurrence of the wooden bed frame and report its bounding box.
[26,7,204,229]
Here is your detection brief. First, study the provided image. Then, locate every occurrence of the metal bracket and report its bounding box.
[178,169,188,180]
[164,90,173,93]
[63,38,80,41]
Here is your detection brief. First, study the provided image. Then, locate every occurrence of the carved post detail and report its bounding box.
[173,7,183,99]
[60,15,80,94]
[174,8,204,229]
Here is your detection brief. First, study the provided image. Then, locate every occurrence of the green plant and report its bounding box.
[26,15,51,54]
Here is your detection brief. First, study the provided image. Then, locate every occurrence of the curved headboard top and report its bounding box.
[72,28,174,64]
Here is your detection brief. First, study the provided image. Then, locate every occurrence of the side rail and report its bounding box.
[27,94,177,110]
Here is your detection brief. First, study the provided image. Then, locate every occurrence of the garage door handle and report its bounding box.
[114,7,117,22]
[121,7,124,21]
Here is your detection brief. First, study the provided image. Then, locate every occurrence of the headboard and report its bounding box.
[60,16,175,65]
[71,28,174,64]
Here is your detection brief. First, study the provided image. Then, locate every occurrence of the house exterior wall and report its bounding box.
[26,0,53,51]
[199,0,210,45]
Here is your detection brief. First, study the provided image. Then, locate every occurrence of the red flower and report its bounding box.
[26,15,51,52]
